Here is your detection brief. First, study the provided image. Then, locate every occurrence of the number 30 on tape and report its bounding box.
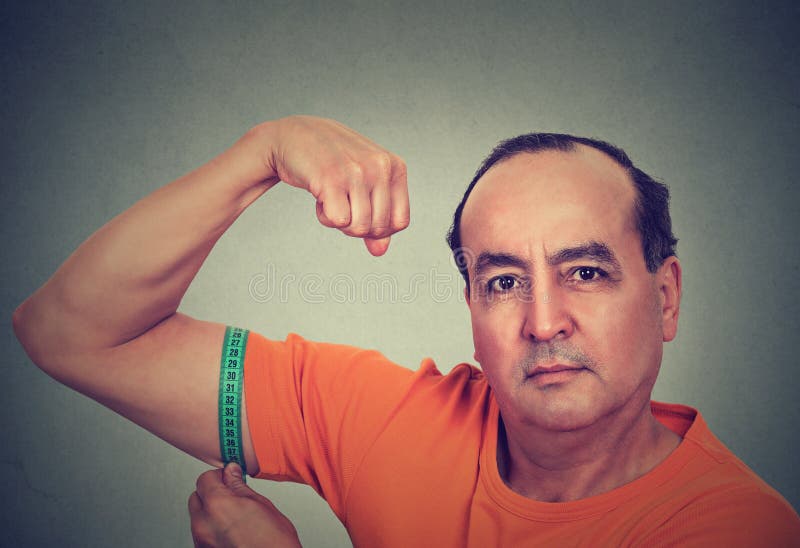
[219,326,248,478]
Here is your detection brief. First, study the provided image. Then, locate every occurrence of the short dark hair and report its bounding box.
[446,133,678,285]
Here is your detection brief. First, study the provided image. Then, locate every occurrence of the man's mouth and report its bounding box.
[527,364,586,386]
[530,363,583,375]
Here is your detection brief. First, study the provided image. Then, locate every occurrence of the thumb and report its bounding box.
[222,462,252,495]
[364,236,390,256]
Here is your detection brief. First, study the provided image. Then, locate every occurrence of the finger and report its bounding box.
[222,461,243,482]
[221,463,281,509]
[316,188,351,229]
[188,493,214,548]
[364,236,391,256]
[389,158,410,232]
[344,182,371,237]
[316,201,336,228]
[368,183,391,238]
[195,468,224,497]
[188,491,205,518]
[191,522,215,548]
[222,462,252,496]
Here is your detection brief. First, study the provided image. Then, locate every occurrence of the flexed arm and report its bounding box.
[12,116,409,473]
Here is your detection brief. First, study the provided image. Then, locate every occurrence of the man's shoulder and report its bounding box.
[653,401,784,490]
[646,480,800,546]
[646,401,800,544]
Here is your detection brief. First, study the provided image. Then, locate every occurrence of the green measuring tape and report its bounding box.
[218,326,249,479]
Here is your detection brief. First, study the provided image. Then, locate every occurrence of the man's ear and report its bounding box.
[659,257,682,342]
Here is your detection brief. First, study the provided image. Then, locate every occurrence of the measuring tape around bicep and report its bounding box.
[218,326,249,480]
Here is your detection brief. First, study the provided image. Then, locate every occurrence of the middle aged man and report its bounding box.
[13,116,800,546]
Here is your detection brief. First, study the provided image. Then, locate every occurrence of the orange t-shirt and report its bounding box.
[244,332,800,547]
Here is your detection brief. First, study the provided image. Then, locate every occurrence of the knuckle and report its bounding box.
[348,223,371,237]
[195,468,216,489]
[369,213,392,235]
[191,529,211,548]
[322,212,351,228]
[392,214,411,231]
[370,152,393,181]
[316,168,348,193]
[369,226,391,238]
[201,492,229,516]
[342,160,365,183]
[315,212,336,228]
[372,207,390,223]
[391,156,408,180]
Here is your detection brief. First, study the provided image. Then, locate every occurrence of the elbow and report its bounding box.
[13,298,94,389]
[12,300,29,347]
[12,299,49,371]
[12,300,35,359]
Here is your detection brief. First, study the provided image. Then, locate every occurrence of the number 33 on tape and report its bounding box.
[219,326,249,480]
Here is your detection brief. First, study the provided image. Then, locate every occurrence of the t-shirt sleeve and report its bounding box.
[641,485,800,547]
[243,330,428,519]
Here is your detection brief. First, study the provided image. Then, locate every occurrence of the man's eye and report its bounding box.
[571,267,605,282]
[488,276,517,293]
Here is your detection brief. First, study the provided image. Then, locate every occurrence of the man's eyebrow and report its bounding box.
[546,241,621,269]
[474,252,530,277]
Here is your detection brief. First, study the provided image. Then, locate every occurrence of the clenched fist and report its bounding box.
[252,116,410,256]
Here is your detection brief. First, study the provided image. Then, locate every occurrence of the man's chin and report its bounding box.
[519,396,600,433]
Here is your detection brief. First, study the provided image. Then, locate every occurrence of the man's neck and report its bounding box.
[497,400,681,502]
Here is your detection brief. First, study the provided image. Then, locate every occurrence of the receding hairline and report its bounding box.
[448,131,677,281]
[475,143,636,190]
[459,145,641,243]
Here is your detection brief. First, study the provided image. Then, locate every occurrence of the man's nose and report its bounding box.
[521,286,574,342]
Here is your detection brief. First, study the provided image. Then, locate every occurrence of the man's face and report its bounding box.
[460,147,680,433]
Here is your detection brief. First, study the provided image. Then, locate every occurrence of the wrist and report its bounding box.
[239,120,282,189]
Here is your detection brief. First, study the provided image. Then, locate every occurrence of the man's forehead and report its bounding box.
[460,147,638,254]
[469,146,635,205]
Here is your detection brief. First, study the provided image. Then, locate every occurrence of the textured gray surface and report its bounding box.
[2,1,798,546]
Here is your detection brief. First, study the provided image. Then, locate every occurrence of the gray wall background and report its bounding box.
[2,1,798,546]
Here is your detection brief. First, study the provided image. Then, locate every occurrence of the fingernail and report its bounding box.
[224,462,241,475]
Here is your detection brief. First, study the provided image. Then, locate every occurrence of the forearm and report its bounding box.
[13,123,278,365]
